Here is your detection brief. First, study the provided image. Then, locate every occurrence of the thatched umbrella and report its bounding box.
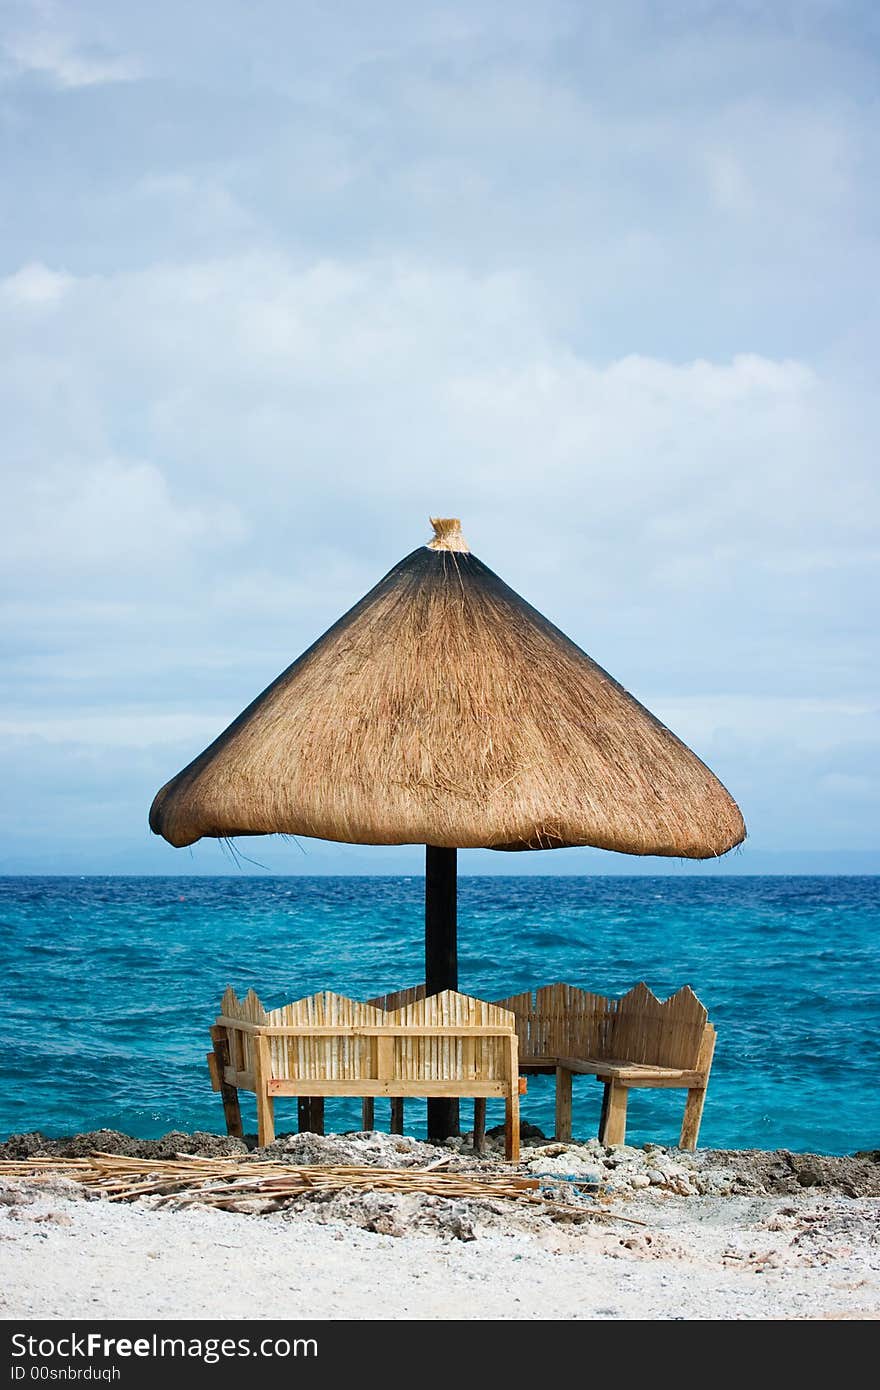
[150,517,744,1137]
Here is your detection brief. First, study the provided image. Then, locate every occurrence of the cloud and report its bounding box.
[1,261,74,305]
[0,1,877,869]
[650,695,880,759]
[0,455,248,591]
[0,253,840,547]
[1,250,872,590]
[0,711,224,748]
[1,247,875,726]
[3,22,139,88]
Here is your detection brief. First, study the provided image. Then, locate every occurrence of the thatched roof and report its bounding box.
[150,519,745,857]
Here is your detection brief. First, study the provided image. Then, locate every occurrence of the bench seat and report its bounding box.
[556,1056,705,1088]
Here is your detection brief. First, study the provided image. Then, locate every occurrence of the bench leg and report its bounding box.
[253,1036,275,1147]
[473,1098,486,1155]
[555,1066,572,1142]
[680,1087,707,1151]
[599,1081,610,1137]
[256,1091,275,1147]
[504,1091,520,1163]
[599,1081,628,1146]
[679,1026,715,1151]
[361,1098,375,1131]
[210,1027,243,1139]
[390,1098,404,1135]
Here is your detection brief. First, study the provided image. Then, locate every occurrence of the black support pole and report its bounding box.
[425,844,460,1140]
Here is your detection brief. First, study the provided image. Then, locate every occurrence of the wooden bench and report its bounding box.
[379,980,716,1150]
[208,986,523,1160]
[495,981,716,1150]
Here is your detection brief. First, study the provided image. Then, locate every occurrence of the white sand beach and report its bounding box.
[2,1134,878,1321]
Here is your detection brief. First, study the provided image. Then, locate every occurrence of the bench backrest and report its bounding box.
[371,980,710,1071]
[495,981,709,1070]
[216,986,517,1085]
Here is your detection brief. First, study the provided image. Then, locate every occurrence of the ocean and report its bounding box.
[1,875,877,1154]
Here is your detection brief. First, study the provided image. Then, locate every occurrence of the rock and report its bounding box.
[603,1177,630,1193]
[603,1143,642,1163]
[260,1131,442,1168]
[628,1174,652,1189]
[486,1120,546,1140]
[5,1130,880,1200]
[443,1213,477,1241]
[0,1130,140,1159]
[796,1167,823,1188]
[528,1162,603,1186]
[521,1121,548,1140]
[0,1133,56,1159]
[0,1185,35,1207]
[158,1131,249,1158]
[525,1150,604,1181]
[696,1149,880,1198]
[0,1129,251,1161]
[695,1170,736,1196]
[665,1175,697,1196]
[287,1189,480,1241]
[61,1130,146,1158]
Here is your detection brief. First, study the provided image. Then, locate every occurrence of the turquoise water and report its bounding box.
[1,875,877,1154]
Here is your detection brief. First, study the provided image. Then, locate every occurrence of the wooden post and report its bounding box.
[253,1034,275,1147]
[390,1098,405,1135]
[297,1098,325,1134]
[679,1087,707,1151]
[504,1092,520,1163]
[504,1032,520,1162]
[599,1080,628,1146]
[598,1080,610,1139]
[425,844,460,1140]
[679,1025,716,1150]
[210,1026,243,1139]
[555,1065,572,1142]
[361,1098,375,1131]
[472,1098,486,1155]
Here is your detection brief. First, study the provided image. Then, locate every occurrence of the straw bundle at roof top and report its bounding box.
[150,520,745,858]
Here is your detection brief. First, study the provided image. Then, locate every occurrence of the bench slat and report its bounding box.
[266,1079,509,1098]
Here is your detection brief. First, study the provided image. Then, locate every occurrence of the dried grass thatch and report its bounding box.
[4,1154,641,1223]
[150,520,744,858]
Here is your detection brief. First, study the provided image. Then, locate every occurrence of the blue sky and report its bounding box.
[1,0,878,874]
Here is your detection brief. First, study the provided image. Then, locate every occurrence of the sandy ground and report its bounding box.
[2,1133,878,1321]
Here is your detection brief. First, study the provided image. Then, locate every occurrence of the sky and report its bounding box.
[1,0,878,875]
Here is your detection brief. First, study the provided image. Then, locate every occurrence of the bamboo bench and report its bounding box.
[208,986,523,1160]
[495,982,716,1150]
[379,981,715,1150]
